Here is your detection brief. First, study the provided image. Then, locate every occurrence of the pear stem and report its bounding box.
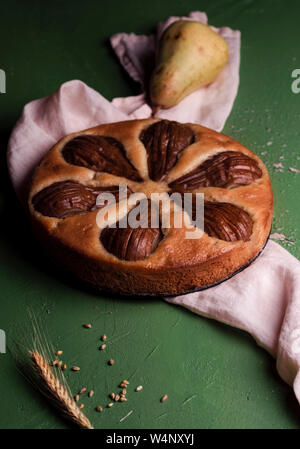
[151,105,161,117]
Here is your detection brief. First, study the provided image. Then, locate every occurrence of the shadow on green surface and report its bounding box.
[105,38,142,97]
[104,33,156,105]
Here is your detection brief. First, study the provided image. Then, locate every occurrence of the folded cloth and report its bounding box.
[6,11,300,408]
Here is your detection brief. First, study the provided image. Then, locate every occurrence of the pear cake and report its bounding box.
[28,119,273,296]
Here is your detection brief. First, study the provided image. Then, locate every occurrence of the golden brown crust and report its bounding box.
[28,119,273,295]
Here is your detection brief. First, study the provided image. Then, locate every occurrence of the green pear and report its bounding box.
[150,20,229,109]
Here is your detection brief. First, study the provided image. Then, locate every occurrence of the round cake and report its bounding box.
[28,119,273,296]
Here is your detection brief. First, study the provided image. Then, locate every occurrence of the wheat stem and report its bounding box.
[30,350,93,429]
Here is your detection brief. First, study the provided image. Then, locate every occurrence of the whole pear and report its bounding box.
[150,20,229,109]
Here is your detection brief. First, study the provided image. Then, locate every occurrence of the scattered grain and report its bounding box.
[88,390,94,398]
[135,385,143,392]
[161,395,168,403]
[71,366,80,371]
[96,406,103,412]
[83,323,92,329]
[108,359,114,366]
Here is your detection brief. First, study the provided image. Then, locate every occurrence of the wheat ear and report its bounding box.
[30,350,93,429]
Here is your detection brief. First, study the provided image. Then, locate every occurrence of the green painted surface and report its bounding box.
[0,0,299,429]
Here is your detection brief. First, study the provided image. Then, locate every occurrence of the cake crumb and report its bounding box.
[289,167,300,173]
[273,162,284,169]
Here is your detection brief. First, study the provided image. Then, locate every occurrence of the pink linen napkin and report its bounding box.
[7,12,300,408]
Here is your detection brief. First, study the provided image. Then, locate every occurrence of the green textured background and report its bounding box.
[0,0,299,429]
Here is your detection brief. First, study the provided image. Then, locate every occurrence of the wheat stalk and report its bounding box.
[12,310,93,429]
[30,350,93,429]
